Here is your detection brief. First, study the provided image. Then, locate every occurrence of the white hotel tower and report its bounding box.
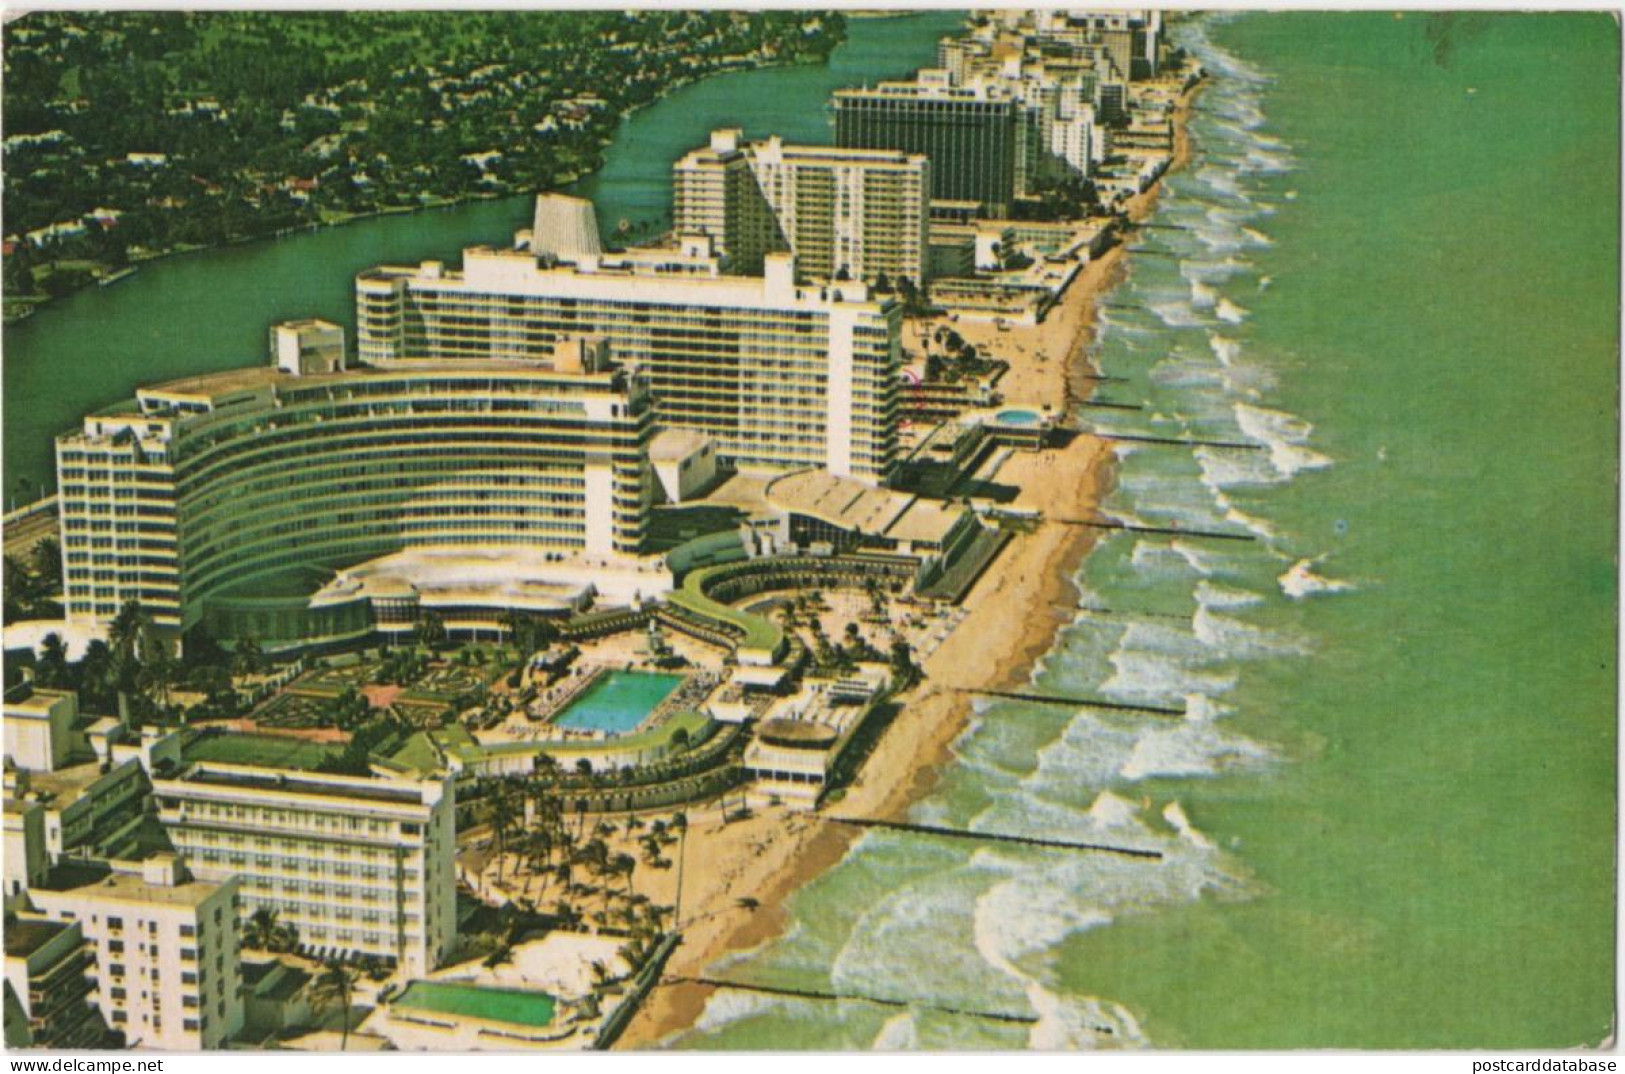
[356,196,903,485]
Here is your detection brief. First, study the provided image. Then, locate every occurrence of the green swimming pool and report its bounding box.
[554,670,684,734]
[394,980,556,1028]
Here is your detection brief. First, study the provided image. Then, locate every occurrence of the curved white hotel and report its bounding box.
[56,328,653,635]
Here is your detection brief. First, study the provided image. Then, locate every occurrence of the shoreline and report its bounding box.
[616,69,1208,1053]
[2,44,847,325]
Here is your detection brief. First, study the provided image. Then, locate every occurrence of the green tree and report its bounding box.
[310,959,358,1051]
[488,783,521,882]
[414,610,447,651]
[35,633,70,689]
[30,538,61,589]
[232,636,264,678]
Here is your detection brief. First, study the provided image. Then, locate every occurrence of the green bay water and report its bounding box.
[676,13,1616,1049]
[0,11,961,500]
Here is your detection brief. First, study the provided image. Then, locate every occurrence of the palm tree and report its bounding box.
[109,599,150,664]
[552,900,583,931]
[232,635,264,678]
[310,959,359,1051]
[244,907,280,951]
[35,633,69,688]
[611,852,637,902]
[488,784,520,882]
[671,812,690,928]
[482,941,514,970]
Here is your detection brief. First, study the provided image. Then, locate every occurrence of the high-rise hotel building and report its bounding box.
[356,239,902,484]
[55,324,654,633]
[150,764,456,978]
[673,129,930,285]
[834,73,1020,216]
[29,855,244,1051]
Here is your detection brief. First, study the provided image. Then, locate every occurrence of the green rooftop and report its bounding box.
[182,730,335,770]
[671,564,783,653]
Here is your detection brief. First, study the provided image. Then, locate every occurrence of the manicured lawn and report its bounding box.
[183,731,334,770]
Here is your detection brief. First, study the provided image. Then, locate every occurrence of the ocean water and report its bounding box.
[673,13,1617,1050]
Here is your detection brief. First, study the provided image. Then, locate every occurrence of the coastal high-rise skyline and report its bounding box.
[1,7,1615,1059]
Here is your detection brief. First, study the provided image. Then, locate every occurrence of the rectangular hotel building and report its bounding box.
[834,76,1020,216]
[150,764,456,978]
[674,129,931,286]
[356,246,902,483]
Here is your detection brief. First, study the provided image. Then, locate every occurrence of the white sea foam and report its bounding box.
[1209,334,1242,367]
[1194,605,1310,657]
[1147,300,1203,327]
[1279,558,1355,600]
[1196,445,1282,490]
[1103,648,1239,706]
[1162,802,1217,849]
[1087,790,1144,830]
[1223,500,1280,540]
[1169,539,1225,577]
[1235,402,1333,478]
[871,1012,919,1050]
[1110,442,1142,461]
[1183,692,1234,723]
[1195,580,1264,610]
[1215,297,1249,324]
[686,988,792,1036]
[1028,991,1147,1050]
[1119,721,1273,782]
[1242,226,1275,247]
[1180,256,1251,284]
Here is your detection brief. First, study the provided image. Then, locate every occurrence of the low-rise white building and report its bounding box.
[4,686,81,774]
[650,429,720,504]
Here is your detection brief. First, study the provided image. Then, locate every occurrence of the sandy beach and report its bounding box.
[615,73,1204,1051]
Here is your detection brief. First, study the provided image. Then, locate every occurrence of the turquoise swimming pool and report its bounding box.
[554,670,684,734]
[995,408,1042,426]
